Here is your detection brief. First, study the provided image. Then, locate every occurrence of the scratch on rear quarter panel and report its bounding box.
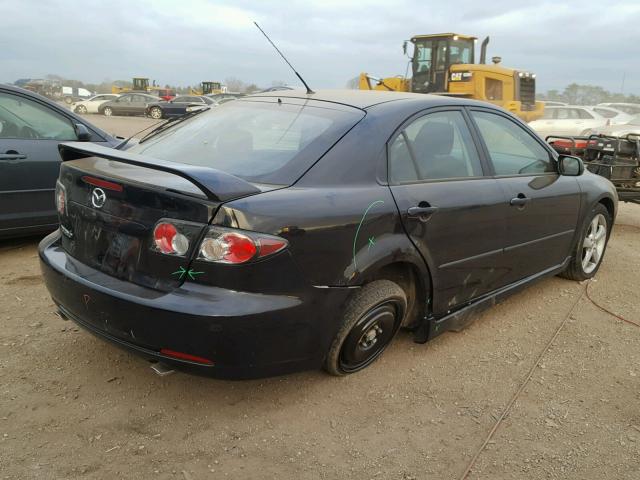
[352,200,384,271]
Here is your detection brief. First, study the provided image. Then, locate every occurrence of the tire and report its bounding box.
[324,280,407,376]
[103,107,113,117]
[75,105,87,114]
[560,203,611,281]
[149,107,163,119]
[64,96,73,105]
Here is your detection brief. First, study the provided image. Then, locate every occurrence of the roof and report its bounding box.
[411,33,477,41]
[247,88,466,110]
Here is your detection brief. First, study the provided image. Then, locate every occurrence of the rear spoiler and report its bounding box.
[58,142,260,202]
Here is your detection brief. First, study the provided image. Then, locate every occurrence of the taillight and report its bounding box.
[152,222,190,256]
[55,181,66,216]
[198,227,287,264]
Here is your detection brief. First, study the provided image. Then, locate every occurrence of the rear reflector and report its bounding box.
[160,348,214,365]
[81,175,124,192]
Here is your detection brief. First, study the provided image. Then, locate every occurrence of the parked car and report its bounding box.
[40,90,617,379]
[543,101,567,107]
[597,102,640,115]
[0,84,119,239]
[146,95,215,119]
[590,106,633,125]
[98,93,161,116]
[258,86,295,93]
[205,92,245,104]
[61,86,93,105]
[71,94,120,114]
[529,105,609,138]
[592,114,640,137]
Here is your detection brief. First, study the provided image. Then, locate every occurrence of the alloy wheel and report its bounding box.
[581,213,607,274]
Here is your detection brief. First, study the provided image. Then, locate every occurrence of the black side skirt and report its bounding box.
[413,257,572,343]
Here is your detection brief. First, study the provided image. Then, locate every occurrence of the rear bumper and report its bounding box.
[39,231,351,379]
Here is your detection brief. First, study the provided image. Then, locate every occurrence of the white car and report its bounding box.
[529,106,609,139]
[71,94,120,114]
[592,114,640,138]
[590,106,633,125]
[597,102,640,116]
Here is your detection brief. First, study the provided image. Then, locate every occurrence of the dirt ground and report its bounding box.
[1,113,639,479]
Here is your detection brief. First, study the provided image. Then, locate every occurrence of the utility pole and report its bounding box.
[621,72,626,94]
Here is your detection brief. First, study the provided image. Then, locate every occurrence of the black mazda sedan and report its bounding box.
[39,90,617,379]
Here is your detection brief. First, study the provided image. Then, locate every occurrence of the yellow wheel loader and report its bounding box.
[359,33,544,122]
[111,77,150,94]
[190,81,224,96]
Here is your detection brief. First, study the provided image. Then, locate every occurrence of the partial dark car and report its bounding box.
[205,92,245,104]
[98,93,160,117]
[40,90,617,379]
[146,95,215,119]
[258,86,294,93]
[0,84,119,239]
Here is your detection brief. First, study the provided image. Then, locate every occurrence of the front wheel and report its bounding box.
[560,203,611,281]
[324,280,406,376]
[75,105,87,114]
[103,107,113,117]
[149,107,163,119]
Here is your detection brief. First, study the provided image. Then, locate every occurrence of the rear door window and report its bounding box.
[388,110,483,183]
[130,99,365,185]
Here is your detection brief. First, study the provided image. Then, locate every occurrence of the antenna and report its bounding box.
[254,22,314,95]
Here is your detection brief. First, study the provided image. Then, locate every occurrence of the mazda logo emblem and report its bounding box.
[91,188,107,208]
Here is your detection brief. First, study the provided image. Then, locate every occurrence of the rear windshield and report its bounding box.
[129,99,365,185]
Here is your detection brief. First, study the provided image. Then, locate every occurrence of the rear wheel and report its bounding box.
[103,107,113,117]
[149,107,163,119]
[560,203,611,281]
[324,280,406,376]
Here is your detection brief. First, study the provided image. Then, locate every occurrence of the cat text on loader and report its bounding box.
[359,33,544,122]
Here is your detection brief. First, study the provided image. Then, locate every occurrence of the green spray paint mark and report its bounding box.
[368,236,376,250]
[172,266,204,281]
[352,200,384,271]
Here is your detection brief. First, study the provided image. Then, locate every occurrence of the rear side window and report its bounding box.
[576,109,594,119]
[594,108,616,118]
[555,108,579,120]
[471,111,554,175]
[389,110,483,183]
[130,100,364,185]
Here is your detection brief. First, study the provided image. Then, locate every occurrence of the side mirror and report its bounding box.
[74,123,91,142]
[558,154,584,176]
[402,40,408,55]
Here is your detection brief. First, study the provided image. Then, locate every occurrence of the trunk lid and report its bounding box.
[57,142,265,290]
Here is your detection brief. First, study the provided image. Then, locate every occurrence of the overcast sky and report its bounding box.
[2,0,639,94]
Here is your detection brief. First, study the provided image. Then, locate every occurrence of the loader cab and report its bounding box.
[201,82,221,95]
[132,77,149,92]
[409,34,475,94]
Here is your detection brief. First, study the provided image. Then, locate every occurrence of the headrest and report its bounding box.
[414,121,454,156]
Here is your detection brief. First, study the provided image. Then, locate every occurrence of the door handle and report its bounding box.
[407,205,439,220]
[510,195,531,207]
[0,153,27,160]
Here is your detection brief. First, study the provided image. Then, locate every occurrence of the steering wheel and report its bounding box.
[19,125,40,139]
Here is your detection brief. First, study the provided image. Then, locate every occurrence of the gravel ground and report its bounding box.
[1,113,638,479]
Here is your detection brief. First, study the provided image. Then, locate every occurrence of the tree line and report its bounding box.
[32,74,289,94]
[537,83,639,105]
